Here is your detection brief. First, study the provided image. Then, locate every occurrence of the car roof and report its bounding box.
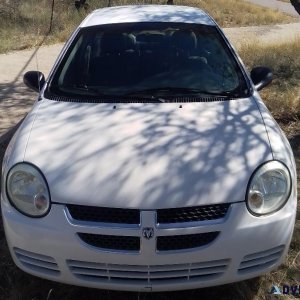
[80,5,216,28]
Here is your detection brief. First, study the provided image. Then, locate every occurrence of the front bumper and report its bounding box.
[1,194,296,292]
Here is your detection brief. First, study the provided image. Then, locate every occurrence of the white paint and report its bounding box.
[8,97,275,209]
[80,5,215,27]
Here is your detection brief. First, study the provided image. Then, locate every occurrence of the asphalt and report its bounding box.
[245,0,300,17]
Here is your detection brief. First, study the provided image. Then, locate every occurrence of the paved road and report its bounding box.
[225,22,300,45]
[0,43,64,135]
[245,0,300,17]
[1,22,300,136]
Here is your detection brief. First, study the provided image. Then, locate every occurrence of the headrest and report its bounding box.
[136,33,165,43]
[171,30,197,50]
[101,33,136,54]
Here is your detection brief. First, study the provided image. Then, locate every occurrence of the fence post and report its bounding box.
[49,0,55,33]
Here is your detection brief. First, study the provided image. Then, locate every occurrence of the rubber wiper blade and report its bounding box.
[124,87,230,97]
[120,92,166,103]
[52,85,120,98]
[70,84,101,94]
[70,85,167,101]
[125,87,202,95]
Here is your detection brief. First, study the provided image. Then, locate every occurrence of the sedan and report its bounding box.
[1,5,297,292]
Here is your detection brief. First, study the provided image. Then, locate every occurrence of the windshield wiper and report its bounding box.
[119,93,166,103]
[63,84,100,94]
[124,87,201,95]
[122,87,238,97]
[49,85,166,102]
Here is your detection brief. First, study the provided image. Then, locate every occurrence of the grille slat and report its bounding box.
[157,232,219,251]
[17,255,59,271]
[240,252,282,269]
[110,264,154,272]
[67,259,230,284]
[21,262,60,276]
[14,248,60,276]
[238,245,284,274]
[241,245,284,261]
[190,259,229,269]
[78,233,140,251]
[189,265,227,276]
[109,271,149,279]
[148,264,189,271]
[239,259,278,274]
[108,270,191,279]
[67,260,106,269]
[71,267,108,277]
[15,248,56,263]
[67,204,140,224]
[157,204,230,224]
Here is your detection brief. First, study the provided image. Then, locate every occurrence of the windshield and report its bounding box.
[49,22,249,100]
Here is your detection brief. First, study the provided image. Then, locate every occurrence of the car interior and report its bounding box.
[56,25,242,95]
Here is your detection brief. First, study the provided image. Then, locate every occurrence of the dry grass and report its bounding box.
[0,0,83,54]
[239,38,300,122]
[0,0,296,54]
[181,0,296,27]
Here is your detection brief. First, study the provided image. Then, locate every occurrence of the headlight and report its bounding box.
[247,161,291,216]
[6,163,51,217]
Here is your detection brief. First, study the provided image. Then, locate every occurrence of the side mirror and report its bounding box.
[23,71,45,93]
[250,66,273,91]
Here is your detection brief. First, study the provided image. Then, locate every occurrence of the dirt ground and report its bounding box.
[245,0,300,16]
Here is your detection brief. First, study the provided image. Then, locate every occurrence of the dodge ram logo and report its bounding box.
[142,227,154,240]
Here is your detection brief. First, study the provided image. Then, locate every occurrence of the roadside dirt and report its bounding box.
[245,0,300,17]
[0,43,63,135]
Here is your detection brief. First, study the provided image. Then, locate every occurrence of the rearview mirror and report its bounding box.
[250,67,273,91]
[23,71,45,93]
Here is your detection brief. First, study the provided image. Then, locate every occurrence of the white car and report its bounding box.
[1,5,297,292]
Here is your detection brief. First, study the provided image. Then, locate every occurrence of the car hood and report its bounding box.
[20,97,272,209]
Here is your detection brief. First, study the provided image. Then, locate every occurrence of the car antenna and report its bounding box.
[34,0,55,94]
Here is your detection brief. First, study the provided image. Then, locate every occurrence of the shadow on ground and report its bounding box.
[0,82,36,135]
[0,32,52,136]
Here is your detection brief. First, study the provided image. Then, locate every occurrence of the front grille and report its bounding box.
[67,204,140,224]
[14,248,60,276]
[67,258,230,285]
[67,203,230,225]
[238,245,284,275]
[78,233,140,251]
[157,204,230,224]
[157,232,219,251]
[69,204,228,252]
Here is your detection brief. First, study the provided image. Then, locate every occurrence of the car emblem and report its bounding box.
[142,227,154,240]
